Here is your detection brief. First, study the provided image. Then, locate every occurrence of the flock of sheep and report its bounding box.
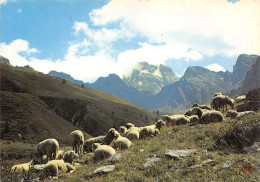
[10,91,255,178]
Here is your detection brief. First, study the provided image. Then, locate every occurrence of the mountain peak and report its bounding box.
[123,62,179,95]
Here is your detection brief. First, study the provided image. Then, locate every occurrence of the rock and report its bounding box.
[223,160,234,168]
[34,164,46,170]
[203,159,213,164]
[105,153,123,163]
[144,157,161,168]
[164,149,197,160]
[189,164,202,168]
[93,165,115,175]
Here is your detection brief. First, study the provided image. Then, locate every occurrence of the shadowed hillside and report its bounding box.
[0,63,158,137]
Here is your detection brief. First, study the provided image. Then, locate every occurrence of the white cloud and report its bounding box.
[117,41,203,75]
[0,39,39,66]
[90,0,260,57]
[0,0,7,5]
[205,63,226,72]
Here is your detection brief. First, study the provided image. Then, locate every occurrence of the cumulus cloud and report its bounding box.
[205,63,226,72]
[90,0,260,57]
[0,39,39,66]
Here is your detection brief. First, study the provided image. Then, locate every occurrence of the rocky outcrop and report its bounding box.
[231,54,258,86]
[237,56,260,95]
[0,56,10,64]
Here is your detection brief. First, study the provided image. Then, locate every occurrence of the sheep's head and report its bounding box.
[126,123,134,129]
[192,103,199,107]
[156,120,166,130]
[118,126,127,133]
[92,143,101,151]
[214,92,222,97]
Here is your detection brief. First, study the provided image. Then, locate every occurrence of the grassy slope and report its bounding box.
[64,113,259,182]
[3,112,258,181]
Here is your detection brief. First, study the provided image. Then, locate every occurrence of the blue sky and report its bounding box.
[0,0,259,82]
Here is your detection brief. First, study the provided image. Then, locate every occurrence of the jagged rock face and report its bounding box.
[0,55,10,64]
[237,57,260,94]
[123,62,179,95]
[231,54,258,86]
[150,66,233,113]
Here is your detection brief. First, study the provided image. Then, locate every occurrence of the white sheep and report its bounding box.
[235,95,246,104]
[185,115,199,123]
[122,126,143,139]
[192,103,211,110]
[42,159,75,177]
[211,95,234,112]
[184,107,203,118]
[34,138,59,164]
[63,150,79,164]
[200,110,224,124]
[11,160,33,173]
[139,126,158,139]
[70,130,84,158]
[226,110,238,119]
[113,135,132,150]
[93,143,116,161]
[162,114,190,126]
[84,128,118,152]
[236,111,256,119]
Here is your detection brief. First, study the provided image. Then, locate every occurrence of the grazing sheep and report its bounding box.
[200,110,224,124]
[118,126,127,134]
[198,105,211,110]
[185,115,199,123]
[184,107,203,118]
[43,160,75,177]
[192,104,211,110]
[235,95,246,104]
[11,160,33,173]
[84,128,118,152]
[125,129,140,140]
[162,115,190,126]
[113,135,132,150]
[211,95,234,112]
[126,123,135,129]
[34,138,59,164]
[57,150,65,160]
[226,110,238,119]
[93,143,116,161]
[139,125,160,139]
[70,130,84,158]
[63,150,79,164]
[236,111,256,119]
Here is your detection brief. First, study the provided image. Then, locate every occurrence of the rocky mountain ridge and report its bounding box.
[48,54,259,113]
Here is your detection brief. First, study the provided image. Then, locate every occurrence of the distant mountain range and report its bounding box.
[48,54,259,113]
